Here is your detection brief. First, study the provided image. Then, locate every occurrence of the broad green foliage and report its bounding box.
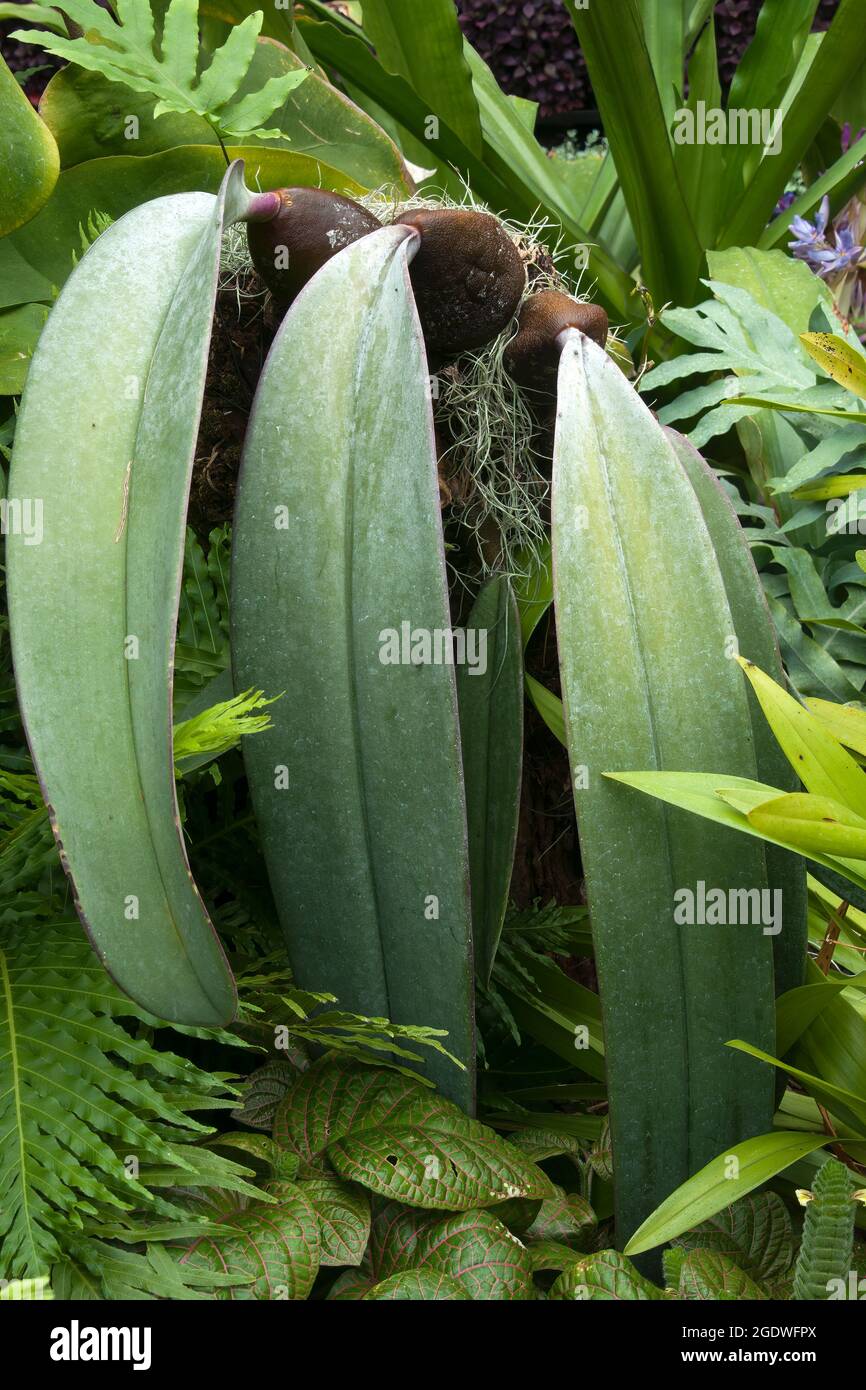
[0,54,59,235]
[232,225,474,1107]
[15,0,309,141]
[624,1131,830,1258]
[552,328,775,1255]
[39,41,411,190]
[642,250,866,705]
[577,1161,862,1302]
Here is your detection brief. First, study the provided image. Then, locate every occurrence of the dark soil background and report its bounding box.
[456,0,841,125]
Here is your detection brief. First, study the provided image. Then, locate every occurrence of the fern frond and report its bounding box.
[12,0,309,140]
[173,688,278,770]
[0,912,252,1280]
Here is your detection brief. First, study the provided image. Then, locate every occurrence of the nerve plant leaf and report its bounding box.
[14,0,309,140]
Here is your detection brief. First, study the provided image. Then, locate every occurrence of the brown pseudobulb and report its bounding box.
[246,187,380,306]
[504,290,608,392]
[395,207,526,358]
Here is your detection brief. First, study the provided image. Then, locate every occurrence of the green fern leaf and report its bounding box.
[0,912,250,1280]
[12,0,309,140]
[173,687,277,770]
[792,1158,857,1300]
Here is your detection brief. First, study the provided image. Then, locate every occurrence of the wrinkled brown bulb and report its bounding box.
[246,187,381,306]
[395,207,526,357]
[504,290,608,391]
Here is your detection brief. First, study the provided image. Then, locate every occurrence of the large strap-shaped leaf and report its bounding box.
[6,162,257,1024]
[457,575,523,986]
[361,0,483,155]
[552,331,776,1258]
[667,428,807,1005]
[232,225,474,1108]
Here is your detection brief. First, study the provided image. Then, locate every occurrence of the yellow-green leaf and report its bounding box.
[804,697,866,757]
[737,658,866,821]
[800,331,866,402]
[748,792,866,860]
[0,54,59,234]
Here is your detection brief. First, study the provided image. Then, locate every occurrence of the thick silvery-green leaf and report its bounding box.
[457,576,523,985]
[5,164,264,1024]
[624,1131,830,1256]
[0,53,59,235]
[667,428,807,1003]
[40,39,412,191]
[232,224,474,1106]
[552,330,776,1256]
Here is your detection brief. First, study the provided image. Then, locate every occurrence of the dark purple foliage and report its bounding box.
[456,0,840,122]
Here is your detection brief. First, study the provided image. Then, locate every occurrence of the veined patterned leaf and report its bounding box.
[332,1202,533,1300]
[272,1058,555,1211]
[672,1190,795,1285]
[364,1269,471,1299]
[549,1250,664,1301]
[178,1180,320,1299]
[677,1249,769,1300]
[296,1176,370,1267]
